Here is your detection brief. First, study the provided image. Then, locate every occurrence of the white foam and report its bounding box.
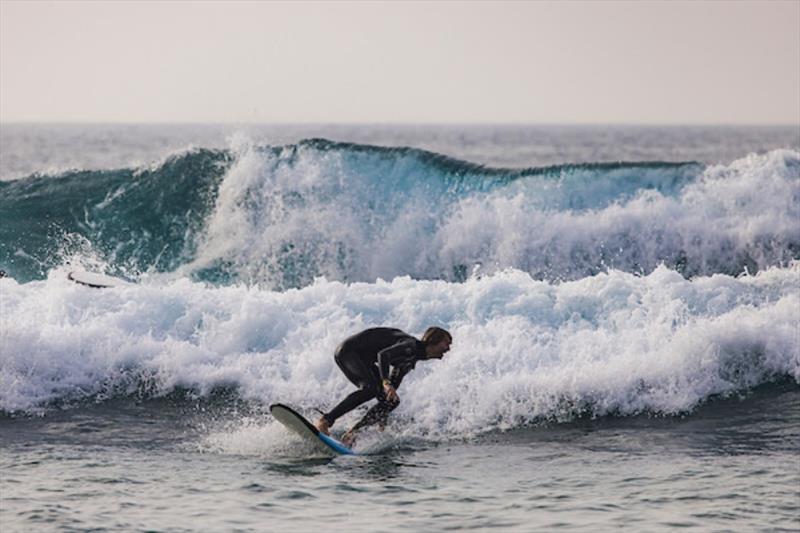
[1,264,797,438]
[198,417,327,457]
[437,149,800,280]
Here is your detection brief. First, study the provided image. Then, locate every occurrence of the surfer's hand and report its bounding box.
[383,383,399,403]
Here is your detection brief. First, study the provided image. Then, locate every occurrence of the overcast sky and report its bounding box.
[1,0,798,124]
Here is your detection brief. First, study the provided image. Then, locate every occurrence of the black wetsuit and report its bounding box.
[322,327,427,431]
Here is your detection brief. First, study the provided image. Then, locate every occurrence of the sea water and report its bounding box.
[1,124,798,531]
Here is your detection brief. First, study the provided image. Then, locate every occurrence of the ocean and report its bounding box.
[1,124,798,531]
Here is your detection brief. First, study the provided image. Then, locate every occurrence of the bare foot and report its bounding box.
[341,429,356,447]
[315,417,330,435]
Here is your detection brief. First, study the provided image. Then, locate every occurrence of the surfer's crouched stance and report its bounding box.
[315,326,452,445]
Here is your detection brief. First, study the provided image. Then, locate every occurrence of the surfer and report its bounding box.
[315,326,452,445]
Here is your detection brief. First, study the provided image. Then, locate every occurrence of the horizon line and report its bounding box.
[2,120,799,129]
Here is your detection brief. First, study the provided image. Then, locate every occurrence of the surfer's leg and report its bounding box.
[318,350,381,430]
[323,388,375,426]
[347,395,400,434]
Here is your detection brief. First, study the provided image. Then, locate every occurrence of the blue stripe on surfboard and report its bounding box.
[269,403,356,456]
[317,432,355,455]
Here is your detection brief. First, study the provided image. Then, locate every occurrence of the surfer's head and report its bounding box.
[422,327,452,359]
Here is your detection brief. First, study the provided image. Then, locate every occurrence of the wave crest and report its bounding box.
[1,141,797,288]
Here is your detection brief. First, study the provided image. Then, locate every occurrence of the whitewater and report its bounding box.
[1,124,798,532]
[2,263,798,424]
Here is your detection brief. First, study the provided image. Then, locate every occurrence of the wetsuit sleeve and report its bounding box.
[377,340,414,381]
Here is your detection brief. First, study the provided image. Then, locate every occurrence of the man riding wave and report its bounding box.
[315,326,452,445]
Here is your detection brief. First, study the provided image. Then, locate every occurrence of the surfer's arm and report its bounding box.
[376,341,410,381]
[378,342,411,401]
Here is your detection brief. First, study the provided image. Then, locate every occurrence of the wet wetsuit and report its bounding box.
[321,327,427,431]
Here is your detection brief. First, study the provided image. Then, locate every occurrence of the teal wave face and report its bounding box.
[0,149,232,282]
[300,138,700,208]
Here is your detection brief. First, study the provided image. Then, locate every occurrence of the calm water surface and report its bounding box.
[2,383,797,532]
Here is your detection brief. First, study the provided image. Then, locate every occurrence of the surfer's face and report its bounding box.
[426,337,452,359]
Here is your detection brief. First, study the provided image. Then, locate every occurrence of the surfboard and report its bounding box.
[68,271,129,289]
[269,403,355,456]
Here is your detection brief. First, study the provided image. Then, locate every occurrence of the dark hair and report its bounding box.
[421,327,452,345]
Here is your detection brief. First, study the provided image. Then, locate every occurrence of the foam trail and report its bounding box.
[2,264,797,438]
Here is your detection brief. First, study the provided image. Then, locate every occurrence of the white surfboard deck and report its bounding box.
[68,271,130,289]
[270,403,355,456]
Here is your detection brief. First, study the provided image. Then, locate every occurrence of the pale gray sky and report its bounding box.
[1,0,798,124]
